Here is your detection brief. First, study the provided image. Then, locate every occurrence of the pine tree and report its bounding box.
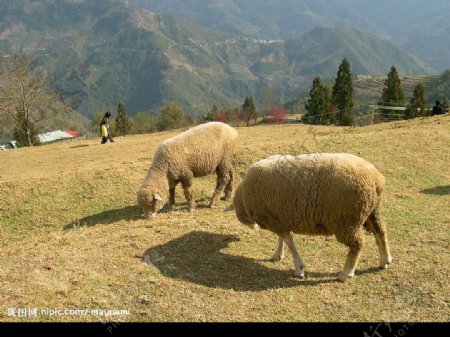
[380,66,405,119]
[304,76,332,125]
[13,107,40,147]
[332,58,354,126]
[405,83,427,119]
[240,96,257,126]
[115,102,131,136]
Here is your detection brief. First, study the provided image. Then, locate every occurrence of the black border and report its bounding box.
[0,322,448,337]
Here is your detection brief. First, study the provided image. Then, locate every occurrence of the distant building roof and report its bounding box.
[369,105,406,111]
[38,130,81,143]
[64,130,82,138]
[0,140,17,150]
[1,130,82,150]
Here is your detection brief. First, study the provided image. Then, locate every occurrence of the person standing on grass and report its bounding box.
[100,111,115,144]
[432,100,444,116]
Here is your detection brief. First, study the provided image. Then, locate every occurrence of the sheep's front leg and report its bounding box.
[181,179,195,212]
[168,180,178,211]
[283,233,305,278]
[270,236,285,262]
[168,188,176,210]
[338,247,362,282]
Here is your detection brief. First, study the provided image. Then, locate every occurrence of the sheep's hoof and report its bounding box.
[337,272,354,282]
[188,208,195,213]
[294,270,305,279]
[337,274,347,282]
[209,204,217,209]
[270,256,284,263]
[379,263,388,269]
[221,195,232,201]
[379,260,392,269]
[379,255,393,269]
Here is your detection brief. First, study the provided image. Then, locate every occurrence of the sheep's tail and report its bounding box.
[376,172,386,196]
[364,173,385,233]
[363,198,383,233]
[364,204,379,233]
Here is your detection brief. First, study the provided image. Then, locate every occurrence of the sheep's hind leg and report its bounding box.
[222,168,234,201]
[181,179,196,212]
[282,233,305,278]
[270,236,285,262]
[367,208,392,268]
[210,164,231,208]
[336,228,364,282]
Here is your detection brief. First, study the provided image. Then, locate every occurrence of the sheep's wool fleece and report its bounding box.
[234,153,385,235]
[151,122,238,178]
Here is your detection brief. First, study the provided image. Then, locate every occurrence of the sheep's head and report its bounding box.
[137,187,165,219]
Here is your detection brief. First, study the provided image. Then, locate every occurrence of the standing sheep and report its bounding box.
[138,122,238,218]
[233,153,392,282]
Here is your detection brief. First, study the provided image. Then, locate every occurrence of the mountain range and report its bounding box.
[0,0,446,121]
[131,0,450,72]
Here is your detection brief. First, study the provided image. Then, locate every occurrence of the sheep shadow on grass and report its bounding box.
[142,231,338,291]
[421,185,450,196]
[172,201,212,211]
[70,144,90,149]
[64,205,142,230]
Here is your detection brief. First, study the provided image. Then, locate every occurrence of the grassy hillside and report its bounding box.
[1,116,449,322]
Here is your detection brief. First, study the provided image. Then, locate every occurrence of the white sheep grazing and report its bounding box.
[138,122,238,218]
[233,153,392,282]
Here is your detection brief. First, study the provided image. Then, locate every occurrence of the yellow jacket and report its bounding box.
[101,125,108,137]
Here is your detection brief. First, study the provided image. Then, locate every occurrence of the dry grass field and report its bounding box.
[0,115,449,322]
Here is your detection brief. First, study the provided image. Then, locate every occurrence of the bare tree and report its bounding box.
[0,52,67,146]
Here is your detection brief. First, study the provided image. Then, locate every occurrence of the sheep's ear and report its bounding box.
[153,192,163,201]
